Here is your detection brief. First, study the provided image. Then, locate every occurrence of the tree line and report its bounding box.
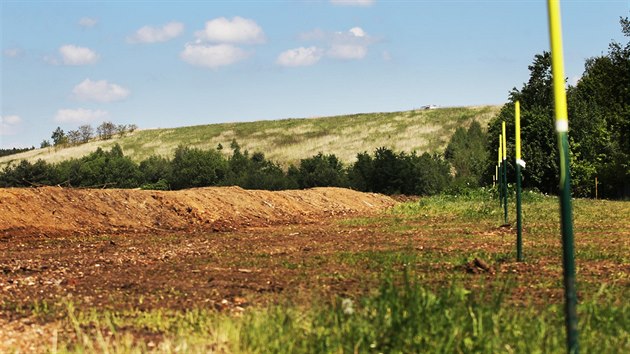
[487,17,629,199]
[0,147,35,158]
[41,122,138,148]
[0,138,469,195]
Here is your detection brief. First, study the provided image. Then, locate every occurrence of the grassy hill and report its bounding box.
[0,105,499,168]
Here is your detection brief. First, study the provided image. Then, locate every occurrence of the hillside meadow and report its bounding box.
[0,106,499,168]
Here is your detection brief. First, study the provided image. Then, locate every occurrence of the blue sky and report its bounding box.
[1,0,628,148]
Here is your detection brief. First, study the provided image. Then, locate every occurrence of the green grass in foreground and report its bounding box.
[51,273,628,353]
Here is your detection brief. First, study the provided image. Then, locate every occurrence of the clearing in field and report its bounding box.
[0,187,628,353]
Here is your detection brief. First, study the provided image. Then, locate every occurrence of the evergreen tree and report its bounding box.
[445,121,488,186]
[51,127,67,146]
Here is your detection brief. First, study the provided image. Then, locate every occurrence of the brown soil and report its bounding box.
[0,186,398,351]
[0,186,396,237]
[0,187,397,315]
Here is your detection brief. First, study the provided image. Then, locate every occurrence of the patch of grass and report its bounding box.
[281,260,300,270]
[336,217,383,228]
[1,299,63,324]
[393,188,629,236]
[576,245,628,263]
[49,271,629,353]
[392,188,499,222]
[58,303,242,353]
[242,272,629,354]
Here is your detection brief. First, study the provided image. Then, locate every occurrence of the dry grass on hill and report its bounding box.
[0,105,500,168]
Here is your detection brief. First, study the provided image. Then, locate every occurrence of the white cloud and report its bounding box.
[128,22,184,43]
[330,0,375,7]
[277,46,323,67]
[3,48,23,58]
[2,115,21,125]
[180,43,249,68]
[195,17,265,44]
[349,27,366,37]
[299,27,375,61]
[0,115,22,136]
[78,17,98,28]
[334,26,372,42]
[55,108,108,123]
[59,45,99,65]
[328,44,367,60]
[72,79,130,102]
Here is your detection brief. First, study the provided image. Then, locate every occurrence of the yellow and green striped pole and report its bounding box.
[515,101,524,261]
[498,135,503,206]
[502,121,508,225]
[547,0,578,352]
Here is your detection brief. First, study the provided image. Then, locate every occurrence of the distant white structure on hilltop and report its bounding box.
[421,104,439,110]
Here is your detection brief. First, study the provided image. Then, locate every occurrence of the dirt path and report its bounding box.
[0,186,396,237]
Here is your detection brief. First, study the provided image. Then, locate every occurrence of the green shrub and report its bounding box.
[170,145,228,189]
[293,152,347,189]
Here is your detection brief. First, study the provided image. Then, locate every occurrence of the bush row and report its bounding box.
[0,141,453,195]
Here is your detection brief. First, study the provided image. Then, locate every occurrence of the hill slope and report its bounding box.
[1,106,499,167]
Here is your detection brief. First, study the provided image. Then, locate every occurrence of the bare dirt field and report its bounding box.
[0,186,397,309]
[1,187,400,350]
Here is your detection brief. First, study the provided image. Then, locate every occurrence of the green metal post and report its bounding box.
[503,161,508,224]
[515,101,523,261]
[516,163,523,261]
[502,122,508,225]
[547,1,578,352]
[499,163,503,207]
[498,137,503,208]
[559,133,578,353]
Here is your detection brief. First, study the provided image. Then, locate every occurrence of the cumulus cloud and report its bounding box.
[330,0,375,7]
[3,48,23,58]
[59,45,99,65]
[328,44,367,60]
[181,16,263,68]
[277,46,323,67]
[128,22,184,43]
[297,26,375,61]
[55,108,108,123]
[349,27,366,37]
[78,17,98,28]
[195,17,265,44]
[180,43,249,68]
[301,26,373,42]
[0,115,22,136]
[72,79,130,102]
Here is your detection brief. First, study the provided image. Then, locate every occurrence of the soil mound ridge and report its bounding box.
[0,186,395,236]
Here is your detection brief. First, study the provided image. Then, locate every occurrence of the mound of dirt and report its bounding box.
[0,186,396,237]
